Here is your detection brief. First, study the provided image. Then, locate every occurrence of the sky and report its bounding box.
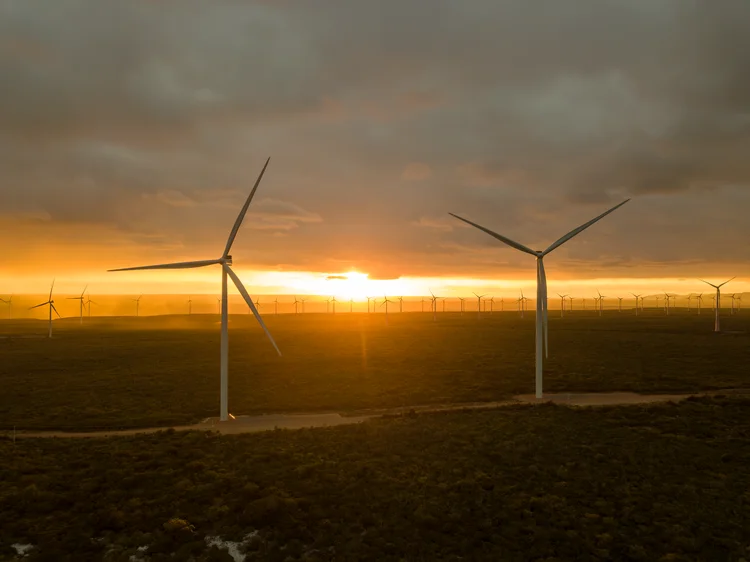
[2,0,750,304]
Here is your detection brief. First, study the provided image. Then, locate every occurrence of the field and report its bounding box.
[1,310,749,431]
[2,396,749,560]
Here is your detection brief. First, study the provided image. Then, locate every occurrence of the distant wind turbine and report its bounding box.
[617,296,623,313]
[300,297,307,313]
[109,157,281,422]
[67,285,88,324]
[381,296,395,325]
[30,280,60,338]
[429,290,441,322]
[187,296,192,315]
[558,293,568,318]
[366,296,374,314]
[274,298,278,315]
[349,298,354,313]
[133,295,143,317]
[700,277,735,332]
[421,297,426,313]
[0,295,13,319]
[85,296,98,317]
[293,296,300,314]
[458,297,466,315]
[332,296,337,314]
[398,296,404,313]
[450,199,630,398]
[630,293,642,316]
[489,296,495,314]
[473,292,485,320]
[596,290,605,317]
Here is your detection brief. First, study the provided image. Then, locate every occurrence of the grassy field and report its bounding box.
[1,396,749,560]
[1,311,749,430]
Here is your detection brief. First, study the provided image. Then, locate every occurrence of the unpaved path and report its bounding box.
[6,389,750,439]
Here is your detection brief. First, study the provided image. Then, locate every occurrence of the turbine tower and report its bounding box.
[700,277,735,332]
[450,199,629,398]
[67,285,88,324]
[300,297,307,313]
[133,295,143,317]
[381,296,395,325]
[617,296,623,313]
[30,280,60,338]
[85,296,98,317]
[458,297,466,315]
[429,290,440,322]
[398,296,403,313]
[293,296,300,314]
[596,290,605,317]
[109,157,281,421]
[696,293,703,315]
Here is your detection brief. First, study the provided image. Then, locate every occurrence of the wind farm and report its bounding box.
[3,2,750,560]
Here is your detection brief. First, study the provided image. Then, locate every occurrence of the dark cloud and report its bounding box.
[1,0,750,279]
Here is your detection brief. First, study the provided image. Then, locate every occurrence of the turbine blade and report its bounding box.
[448,213,536,256]
[225,265,282,356]
[81,284,88,297]
[699,279,719,289]
[543,199,630,256]
[223,157,270,258]
[29,302,49,310]
[51,303,62,318]
[49,279,55,301]
[718,276,736,287]
[108,259,220,272]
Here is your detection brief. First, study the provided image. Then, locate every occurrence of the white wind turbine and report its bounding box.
[630,293,642,316]
[663,292,673,316]
[450,199,630,398]
[700,277,735,332]
[0,295,13,319]
[300,296,307,313]
[472,292,485,319]
[30,280,61,338]
[567,295,574,312]
[558,293,568,318]
[67,285,88,324]
[596,290,605,317]
[109,157,281,421]
[429,290,441,322]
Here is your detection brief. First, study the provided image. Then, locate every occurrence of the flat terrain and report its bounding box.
[1,397,749,561]
[1,311,749,430]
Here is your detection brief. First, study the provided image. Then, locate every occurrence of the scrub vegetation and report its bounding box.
[1,397,749,561]
[1,311,749,430]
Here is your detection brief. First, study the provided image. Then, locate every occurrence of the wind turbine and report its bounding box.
[254,297,261,312]
[300,297,307,313]
[133,295,143,317]
[736,294,742,314]
[381,296,395,325]
[30,280,60,338]
[700,277,735,332]
[617,296,623,313]
[366,296,374,314]
[349,298,354,313]
[293,296,300,314]
[558,293,568,318]
[332,296,337,314]
[187,296,192,315]
[567,296,573,311]
[216,297,221,315]
[85,296,98,317]
[450,199,630,398]
[109,157,281,422]
[696,293,703,315]
[489,296,495,314]
[398,296,404,313]
[429,290,440,322]
[0,295,13,319]
[274,298,278,315]
[472,292,485,319]
[596,290,605,317]
[730,294,737,315]
[630,293,642,316]
[458,297,466,315]
[687,294,693,312]
[663,292,673,315]
[421,297,426,313]
[67,285,88,324]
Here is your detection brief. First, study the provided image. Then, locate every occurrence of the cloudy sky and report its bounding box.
[2,0,749,299]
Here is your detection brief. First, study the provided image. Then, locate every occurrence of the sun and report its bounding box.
[330,271,372,300]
